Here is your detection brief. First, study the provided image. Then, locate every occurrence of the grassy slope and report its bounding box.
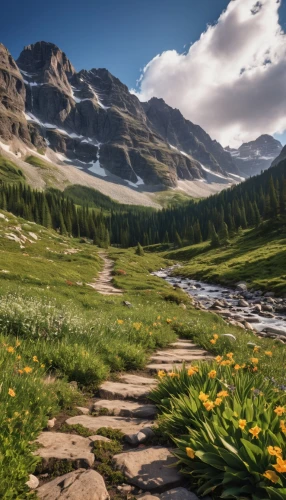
[0,157,25,184]
[164,219,286,295]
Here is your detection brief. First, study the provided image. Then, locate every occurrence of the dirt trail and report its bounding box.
[88,252,123,295]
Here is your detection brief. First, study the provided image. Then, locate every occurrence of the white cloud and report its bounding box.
[133,0,286,147]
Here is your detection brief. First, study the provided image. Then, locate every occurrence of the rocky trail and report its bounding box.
[88,252,123,295]
[30,339,211,500]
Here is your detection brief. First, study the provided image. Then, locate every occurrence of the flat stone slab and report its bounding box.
[36,468,109,500]
[99,381,151,400]
[146,363,184,373]
[93,399,157,418]
[113,446,182,490]
[169,342,198,349]
[138,488,199,500]
[150,352,209,364]
[119,374,157,386]
[66,415,154,435]
[34,433,94,468]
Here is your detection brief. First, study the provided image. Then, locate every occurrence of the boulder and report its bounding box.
[36,469,109,500]
[113,446,182,490]
[26,474,39,489]
[238,299,249,307]
[125,427,155,446]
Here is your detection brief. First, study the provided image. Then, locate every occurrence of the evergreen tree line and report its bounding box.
[0,161,285,248]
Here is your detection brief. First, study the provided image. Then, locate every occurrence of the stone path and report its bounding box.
[87,251,123,295]
[33,339,211,499]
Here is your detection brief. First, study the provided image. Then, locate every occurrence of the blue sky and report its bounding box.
[2,0,286,145]
[2,0,238,87]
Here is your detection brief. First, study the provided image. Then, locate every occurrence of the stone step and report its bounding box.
[138,488,199,499]
[156,349,209,357]
[113,446,183,491]
[119,374,157,386]
[99,381,152,400]
[146,363,184,373]
[34,432,95,469]
[169,342,199,349]
[149,352,209,364]
[66,415,154,435]
[36,469,109,500]
[92,399,157,419]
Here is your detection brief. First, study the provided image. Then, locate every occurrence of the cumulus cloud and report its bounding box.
[132,0,286,147]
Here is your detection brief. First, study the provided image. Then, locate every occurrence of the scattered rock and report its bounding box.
[238,299,249,307]
[36,469,109,500]
[221,334,236,341]
[76,407,90,415]
[113,446,183,490]
[34,432,95,468]
[262,304,273,312]
[125,427,155,446]
[26,474,39,489]
[123,301,132,307]
[47,418,56,429]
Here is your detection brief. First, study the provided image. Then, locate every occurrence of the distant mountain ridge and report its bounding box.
[0,40,240,190]
[226,134,283,178]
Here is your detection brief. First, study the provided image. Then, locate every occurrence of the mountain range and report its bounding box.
[0,40,284,200]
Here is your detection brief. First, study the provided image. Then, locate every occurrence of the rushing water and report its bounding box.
[152,267,286,337]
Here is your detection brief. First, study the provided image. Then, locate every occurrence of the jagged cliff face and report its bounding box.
[0,40,238,188]
[142,97,238,175]
[226,135,283,178]
[0,43,29,142]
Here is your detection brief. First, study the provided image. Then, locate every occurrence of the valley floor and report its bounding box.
[0,211,285,498]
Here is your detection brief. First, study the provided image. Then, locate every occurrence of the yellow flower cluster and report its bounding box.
[199,388,229,411]
[158,370,166,379]
[280,420,286,434]
[210,334,219,345]
[264,447,286,482]
[117,319,124,325]
[188,366,199,376]
[133,322,142,331]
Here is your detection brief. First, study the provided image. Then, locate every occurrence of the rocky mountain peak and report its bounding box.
[17,41,75,94]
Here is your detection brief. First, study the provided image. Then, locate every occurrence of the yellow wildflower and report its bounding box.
[15,340,21,347]
[274,406,285,416]
[168,372,179,378]
[249,426,261,439]
[23,366,32,374]
[166,318,172,324]
[217,390,229,398]
[226,352,233,359]
[267,446,282,459]
[253,346,260,353]
[188,367,198,376]
[198,391,209,402]
[18,369,23,375]
[204,401,215,411]
[280,420,286,434]
[213,334,219,340]
[8,388,15,397]
[265,351,272,357]
[157,316,161,320]
[158,370,166,379]
[250,357,259,364]
[234,364,241,370]
[215,355,223,363]
[40,364,45,368]
[17,355,21,360]
[273,458,286,473]
[33,356,39,363]
[7,346,15,354]
[253,366,258,372]
[133,322,142,330]
[186,447,195,459]
[220,360,231,366]
[215,397,223,406]
[208,370,217,379]
[210,339,216,345]
[263,470,279,483]
[239,419,247,430]
[117,319,124,325]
